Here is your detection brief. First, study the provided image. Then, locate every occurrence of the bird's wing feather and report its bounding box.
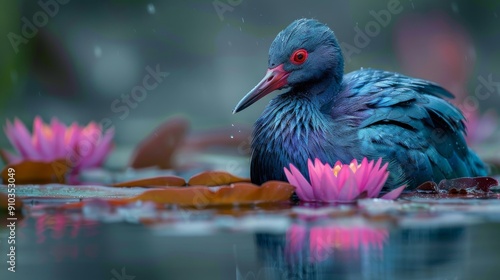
[334,69,486,188]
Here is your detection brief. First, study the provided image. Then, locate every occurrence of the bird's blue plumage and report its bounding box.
[237,18,487,189]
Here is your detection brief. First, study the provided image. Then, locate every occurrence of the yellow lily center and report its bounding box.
[332,162,360,177]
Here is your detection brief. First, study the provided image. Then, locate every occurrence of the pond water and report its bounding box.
[2,192,500,280]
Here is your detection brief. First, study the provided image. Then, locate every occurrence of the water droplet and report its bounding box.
[231,124,234,126]
[228,41,232,46]
[241,17,244,23]
[94,46,102,57]
[230,135,234,139]
[239,27,242,32]
[147,3,156,14]
[238,130,241,133]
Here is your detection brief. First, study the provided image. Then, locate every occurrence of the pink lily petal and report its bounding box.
[380,185,406,200]
[354,158,370,190]
[51,117,67,158]
[4,120,21,155]
[13,118,41,160]
[3,118,114,172]
[308,159,324,199]
[1,150,22,164]
[367,162,389,197]
[321,164,339,201]
[284,165,314,201]
[336,168,360,202]
[33,117,53,160]
[79,128,114,169]
[335,164,351,193]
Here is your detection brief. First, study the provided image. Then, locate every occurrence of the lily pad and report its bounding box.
[187,171,250,186]
[113,176,186,188]
[438,177,498,193]
[131,181,294,206]
[415,181,439,194]
[1,160,69,184]
[129,117,189,169]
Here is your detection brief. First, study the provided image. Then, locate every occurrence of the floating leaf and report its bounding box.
[1,160,69,184]
[416,181,439,194]
[188,171,250,186]
[61,180,295,208]
[131,181,294,206]
[113,176,186,188]
[438,177,498,193]
[129,117,189,169]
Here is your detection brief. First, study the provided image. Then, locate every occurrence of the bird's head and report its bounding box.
[233,18,344,113]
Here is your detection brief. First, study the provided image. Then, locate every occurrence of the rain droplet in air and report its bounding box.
[147,3,156,14]
[230,135,234,139]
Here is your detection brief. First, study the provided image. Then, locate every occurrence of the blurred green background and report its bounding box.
[1,0,499,152]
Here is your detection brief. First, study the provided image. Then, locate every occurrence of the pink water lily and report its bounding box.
[3,117,114,172]
[284,158,405,202]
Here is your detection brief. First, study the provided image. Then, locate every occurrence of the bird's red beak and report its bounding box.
[233,64,289,113]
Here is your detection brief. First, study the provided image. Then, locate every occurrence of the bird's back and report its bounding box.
[334,69,487,188]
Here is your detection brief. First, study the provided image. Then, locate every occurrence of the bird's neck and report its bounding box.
[295,69,343,107]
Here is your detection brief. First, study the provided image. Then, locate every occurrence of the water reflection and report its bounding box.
[34,213,99,244]
[286,222,388,263]
[256,216,469,279]
[3,205,500,280]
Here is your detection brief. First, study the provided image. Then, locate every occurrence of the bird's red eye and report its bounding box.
[290,49,308,65]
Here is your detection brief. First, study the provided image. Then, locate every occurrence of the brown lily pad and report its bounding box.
[0,192,23,212]
[438,177,498,193]
[113,176,186,188]
[130,180,295,206]
[62,180,295,209]
[129,117,189,169]
[188,171,250,186]
[1,160,69,185]
[416,181,439,194]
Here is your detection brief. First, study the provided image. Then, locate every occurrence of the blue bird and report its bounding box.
[233,19,487,190]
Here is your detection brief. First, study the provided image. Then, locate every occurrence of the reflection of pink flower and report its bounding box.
[3,117,114,171]
[286,223,388,263]
[284,158,405,203]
